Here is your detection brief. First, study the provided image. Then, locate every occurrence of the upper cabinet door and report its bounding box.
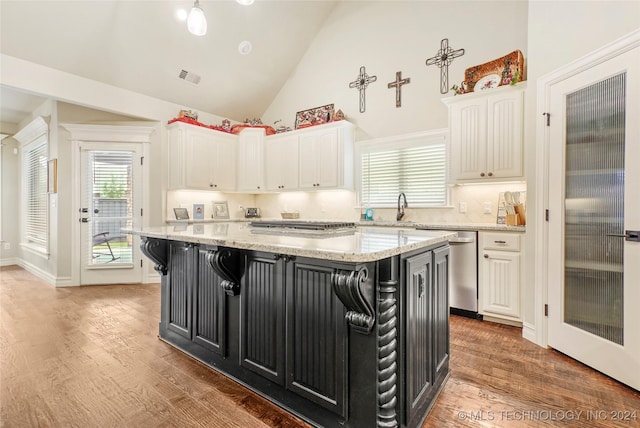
[298,122,354,190]
[212,133,237,191]
[265,134,299,191]
[169,122,237,191]
[185,128,217,189]
[449,99,488,180]
[236,129,265,192]
[486,90,524,179]
[445,85,525,183]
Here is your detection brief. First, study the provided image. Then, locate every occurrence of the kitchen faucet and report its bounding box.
[397,192,408,221]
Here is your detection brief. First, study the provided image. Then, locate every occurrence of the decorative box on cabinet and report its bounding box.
[297,121,354,190]
[478,231,524,324]
[167,121,237,191]
[237,128,265,192]
[443,84,525,183]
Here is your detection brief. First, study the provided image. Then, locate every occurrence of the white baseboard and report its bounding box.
[53,276,76,287]
[18,259,57,285]
[144,272,161,284]
[522,321,537,344]
[0,257,20,267]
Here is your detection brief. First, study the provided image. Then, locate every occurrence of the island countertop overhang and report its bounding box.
[125,223,456,263]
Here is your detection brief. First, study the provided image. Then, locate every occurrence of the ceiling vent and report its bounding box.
[178,69,201,85]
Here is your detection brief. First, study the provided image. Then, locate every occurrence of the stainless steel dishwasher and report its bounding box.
[447,231,479,318]
[417,228,479,318]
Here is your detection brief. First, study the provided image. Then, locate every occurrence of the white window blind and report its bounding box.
[24,140,48,247]
[359,131,448,207]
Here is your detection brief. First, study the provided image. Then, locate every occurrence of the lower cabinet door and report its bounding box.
[167,242,194,339]
[192,247,226,355]
[433,246,450,381]
[405,251,434,424]
[240,252,286,385]
[481,250,520,319]
[285,259,348,417]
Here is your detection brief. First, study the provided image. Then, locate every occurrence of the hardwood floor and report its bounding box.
[1,265,638,427]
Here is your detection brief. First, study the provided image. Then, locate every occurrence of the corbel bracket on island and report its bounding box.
[207,249,242,296]
[140,237,168,275]
[331,267,375,334]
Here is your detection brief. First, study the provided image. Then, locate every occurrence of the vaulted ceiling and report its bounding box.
[0,0,338,125]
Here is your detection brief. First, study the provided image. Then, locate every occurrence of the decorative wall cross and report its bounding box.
[349,66,377,113]
[425,38,465,94]
[387,71,411,108]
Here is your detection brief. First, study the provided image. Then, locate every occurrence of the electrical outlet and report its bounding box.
[3,243,10,250]
[483,201,492,214]
[459,202,467,213]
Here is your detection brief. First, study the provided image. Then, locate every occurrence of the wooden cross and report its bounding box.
[425,38,465,94]
[349,66,377,113]
[387,71,411,108]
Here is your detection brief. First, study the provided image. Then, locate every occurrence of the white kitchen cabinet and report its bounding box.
[265,133,299,191]
[478,231,524,324]
[297,121,354,190]
[444,84,524,183]
[237,128,265,192]
[167,122,236,191]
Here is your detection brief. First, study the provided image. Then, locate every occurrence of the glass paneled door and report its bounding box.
[548,46,640,390]
[79,143,142,285]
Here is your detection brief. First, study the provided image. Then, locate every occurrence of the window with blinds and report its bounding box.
[358,131,448,207]
[24,138,48,249]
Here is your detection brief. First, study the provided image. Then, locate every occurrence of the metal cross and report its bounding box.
[349,66,377,113]
[425,38,465,94]
[387,71,411,108]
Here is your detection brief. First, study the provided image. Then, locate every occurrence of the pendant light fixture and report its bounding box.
[187,0,207,36]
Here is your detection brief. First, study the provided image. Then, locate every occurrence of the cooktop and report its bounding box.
[249,220,356,231]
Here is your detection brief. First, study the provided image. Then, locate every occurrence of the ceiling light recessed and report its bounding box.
[238,41,252,55]
[236,0,255,5]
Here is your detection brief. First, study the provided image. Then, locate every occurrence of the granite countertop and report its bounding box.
[356,220,526,232]
[126,223,456,263]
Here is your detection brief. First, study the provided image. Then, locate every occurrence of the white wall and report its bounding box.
[0,54,229,284]
[262,1,528,138]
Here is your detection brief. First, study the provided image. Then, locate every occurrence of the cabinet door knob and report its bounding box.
[488,172,493,177]
[209,183,213,187]
[257,186,260,189]
[480,172,485,177]
[484,254,489,258]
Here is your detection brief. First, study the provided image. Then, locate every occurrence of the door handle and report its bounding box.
[80,208,88,213]
[80,218,89,223]
[626,230,640,242]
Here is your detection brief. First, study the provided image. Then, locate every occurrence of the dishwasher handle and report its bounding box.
[449,237,475,244]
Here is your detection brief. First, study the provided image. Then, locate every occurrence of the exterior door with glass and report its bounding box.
[547,45,640,390]
[79,142,143,285]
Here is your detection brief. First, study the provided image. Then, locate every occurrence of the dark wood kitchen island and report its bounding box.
[128,222,455,428]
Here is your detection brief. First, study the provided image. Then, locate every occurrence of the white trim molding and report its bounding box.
[534,28,640,348]
[61,124,155,143]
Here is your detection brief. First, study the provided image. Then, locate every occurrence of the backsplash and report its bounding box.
[167,182,526,225]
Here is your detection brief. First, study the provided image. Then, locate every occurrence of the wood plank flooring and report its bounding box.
[1,265,638,427]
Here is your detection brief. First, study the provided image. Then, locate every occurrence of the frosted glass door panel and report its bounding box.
[564,73,625,345]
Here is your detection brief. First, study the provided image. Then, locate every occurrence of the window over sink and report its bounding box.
[356,129,448,208]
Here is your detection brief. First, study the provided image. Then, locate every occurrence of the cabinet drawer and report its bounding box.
[482,233,521,251]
